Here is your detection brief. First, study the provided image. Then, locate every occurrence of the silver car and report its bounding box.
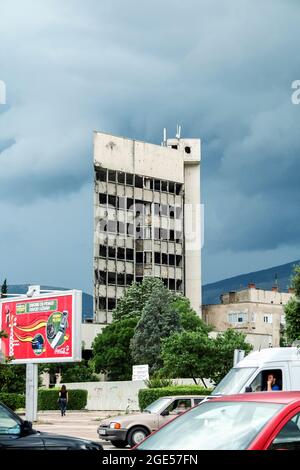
[97,395,205,448]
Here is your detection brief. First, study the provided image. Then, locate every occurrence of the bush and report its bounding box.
[145,374,173,389]
[138,385,212,411]
[0,392,25,410]
[38,389,87,410]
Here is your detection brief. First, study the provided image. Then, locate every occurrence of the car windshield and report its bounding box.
[144,398,172,414]
[212,367,257,395]
[138,401,283,450]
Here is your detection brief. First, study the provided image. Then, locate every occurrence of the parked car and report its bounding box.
[0,402,103,450]
[136,391,300,450]
[97,395,206,448]
[208,347,300,399]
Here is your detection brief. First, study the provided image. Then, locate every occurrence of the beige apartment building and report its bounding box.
[93,130,202,324]
[203,284,294,349]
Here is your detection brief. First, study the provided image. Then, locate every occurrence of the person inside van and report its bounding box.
[264,372,281,391]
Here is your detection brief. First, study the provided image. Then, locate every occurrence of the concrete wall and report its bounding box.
[221,288,293,305]
[66,380,147,411]
[65,378,213,411]
[81,323,105,350]
[204,302,285,347]
[94,132,184,183]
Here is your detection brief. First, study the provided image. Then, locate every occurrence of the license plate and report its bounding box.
[99,429,106,436]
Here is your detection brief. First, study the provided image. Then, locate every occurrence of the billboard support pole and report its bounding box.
[25,363,38,422]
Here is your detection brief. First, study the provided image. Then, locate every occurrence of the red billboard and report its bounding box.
[0,290,82,363]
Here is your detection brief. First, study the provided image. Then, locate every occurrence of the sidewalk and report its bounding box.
[29,410,122,447]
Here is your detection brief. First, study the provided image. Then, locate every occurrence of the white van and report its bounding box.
[210,347,300,397]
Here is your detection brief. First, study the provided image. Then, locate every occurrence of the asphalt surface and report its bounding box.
[32,410,128,450]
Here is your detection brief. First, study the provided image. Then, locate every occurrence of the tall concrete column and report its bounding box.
[25,363,38,422]
[167,137,202,317]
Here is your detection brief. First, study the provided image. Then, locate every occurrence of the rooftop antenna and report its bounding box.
[162,127,167,146]
[175,124,181,140]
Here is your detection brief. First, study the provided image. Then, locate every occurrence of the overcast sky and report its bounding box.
[0,0,300,294]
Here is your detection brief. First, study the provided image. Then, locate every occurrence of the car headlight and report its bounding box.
[109,422,121,429]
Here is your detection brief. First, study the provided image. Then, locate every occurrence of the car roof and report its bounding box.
[159,396,207,399]
[209,391,300,405]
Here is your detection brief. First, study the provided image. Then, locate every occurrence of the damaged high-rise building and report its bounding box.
[93,130,202,324]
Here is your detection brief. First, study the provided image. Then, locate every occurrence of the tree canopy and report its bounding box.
[92,317,138,381]
[161,328,252,386]
[284,265,300,343]
[131,281,181,373]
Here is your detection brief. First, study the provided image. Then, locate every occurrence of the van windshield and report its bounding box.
[212,367,257,395]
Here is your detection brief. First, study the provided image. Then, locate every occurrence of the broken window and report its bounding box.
[108,246,116,258]
[126,173,133,185]
[154,179,161,191]
[161,181,168,192]
[99,193,107,205]
[108,195,117,207]
[155,252,161,264]
[99,245,107,257]
[96,168,107,182]
[107,298,116,310]
[134,175,143,188]
[108,170,116,182]
[118,172,125,184]
[126,248,134,260]
[175,183,182,195]
[117,247,125,260]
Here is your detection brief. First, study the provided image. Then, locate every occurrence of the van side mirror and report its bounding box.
[245,386,252,393]
[161,410,169,416]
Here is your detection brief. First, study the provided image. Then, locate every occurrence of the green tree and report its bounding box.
[0,364,26,393]
[60,361,98,383]
[1,279,7,298]
[161,328,252,386]
[210,329,252,384]
[284,265,300,343]
[131,281,181,374]
[172,296,212,333]
[113,277,163,321]
[92,317,138,381]
[161,330,214,386]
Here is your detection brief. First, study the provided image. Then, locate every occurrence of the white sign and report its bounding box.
[132,364,149,381]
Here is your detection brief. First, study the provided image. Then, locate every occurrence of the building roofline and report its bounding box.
[93,130,200,151]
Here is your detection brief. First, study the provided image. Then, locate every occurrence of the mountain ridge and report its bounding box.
[5,259,299,318]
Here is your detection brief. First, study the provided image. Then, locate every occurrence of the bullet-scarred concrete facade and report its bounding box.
[93,131,201,324]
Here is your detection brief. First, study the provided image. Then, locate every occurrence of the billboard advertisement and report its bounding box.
[0,290,82,364]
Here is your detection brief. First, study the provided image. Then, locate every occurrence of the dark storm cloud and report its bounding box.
[0,0,300,287]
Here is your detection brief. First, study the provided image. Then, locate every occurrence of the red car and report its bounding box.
[136,392,300,450]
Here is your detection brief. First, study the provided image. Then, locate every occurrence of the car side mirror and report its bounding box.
[245,386,252,393]
[161,410,169,416]
[21,420,33,435]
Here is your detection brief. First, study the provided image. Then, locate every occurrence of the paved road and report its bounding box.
[33,411,128,450]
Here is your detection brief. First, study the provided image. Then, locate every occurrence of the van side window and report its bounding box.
[248,369,282,392]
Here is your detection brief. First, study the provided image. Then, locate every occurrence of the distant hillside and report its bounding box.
[7,259,300,318]
[202,259,300,305]
[7,285,93,320]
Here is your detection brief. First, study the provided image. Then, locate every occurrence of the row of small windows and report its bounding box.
[96,168,183,195]
[98,245,183,266]
[99,220,182,241]
[99,194,182,219]
[228,312,273,324]
[95,271,134,286]
[98,297,117,311]
[99,245,134,260]
[136,252,183,267]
